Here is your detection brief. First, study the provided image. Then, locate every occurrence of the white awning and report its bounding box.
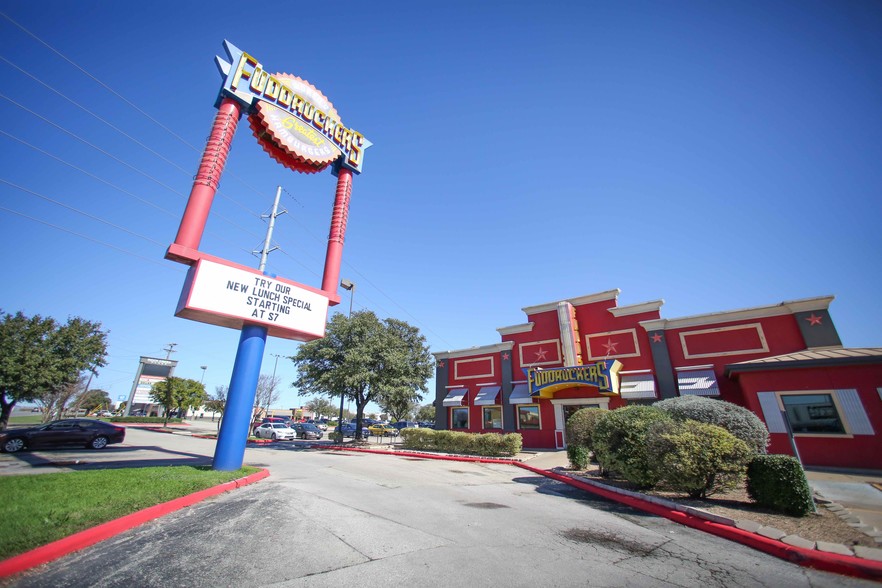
[677,369,720,397]
[509,383,533,404]
[473,386,501,406]
[620,374,657,400]
[442,388,468,407]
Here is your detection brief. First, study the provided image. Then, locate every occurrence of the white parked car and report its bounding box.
[253,422,296,440]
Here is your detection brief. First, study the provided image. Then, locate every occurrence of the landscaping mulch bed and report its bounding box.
[566,464,877,548]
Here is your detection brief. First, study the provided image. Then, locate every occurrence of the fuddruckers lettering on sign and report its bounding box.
[527,360,623,398]
[218,42,371,173]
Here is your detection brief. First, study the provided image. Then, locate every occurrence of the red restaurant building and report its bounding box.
[432,289,882,470]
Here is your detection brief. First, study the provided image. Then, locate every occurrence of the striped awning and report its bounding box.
[473,386,501,406]
[442,388,468,407]
[620,374,657,400]
[509,383,533,404]
[677,369,720,397]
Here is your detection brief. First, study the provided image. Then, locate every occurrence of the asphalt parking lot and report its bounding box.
[2,427,878,587]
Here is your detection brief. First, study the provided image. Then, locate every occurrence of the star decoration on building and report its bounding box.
[437,361,445,368]
[534,348,548,361]
[651,333,663,343]
[502,353,510,360]
[805,313,823,326]
[602,339,619,355]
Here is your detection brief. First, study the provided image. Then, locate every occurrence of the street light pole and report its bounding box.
[200,366,208,384]
[338,279,355,443]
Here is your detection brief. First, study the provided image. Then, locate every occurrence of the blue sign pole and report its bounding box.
[213,324,267,471]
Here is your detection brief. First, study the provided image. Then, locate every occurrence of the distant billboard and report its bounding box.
[125,357,177,415]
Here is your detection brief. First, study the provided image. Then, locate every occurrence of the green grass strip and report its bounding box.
[0,465,259,559]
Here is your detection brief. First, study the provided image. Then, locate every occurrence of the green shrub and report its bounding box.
[646,419,752,498]
[399,428,521,457]
[592,405,671,488]
[565,407,606,451]
[746,454,815,516]
[654,395,769,454]
[500,433,522,456]
[567,444,590,470]
[400,428,433,449]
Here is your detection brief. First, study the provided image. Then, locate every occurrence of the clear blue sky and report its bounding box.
[1,1,880,414]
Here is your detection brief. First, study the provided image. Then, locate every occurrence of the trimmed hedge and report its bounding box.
[110,417,183,424]
[565,407,606,451]
[653,395,769,454]
[400,428,522,457]
[592,405,671,487]
[746,454,815,516]
[646,419,752,498]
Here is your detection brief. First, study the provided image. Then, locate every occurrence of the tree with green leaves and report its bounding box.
[415,403,436,423]
[0,310,108,431]
[150,377,207,427]
[305,396,334,420]
[290,310,433,439]
[79,389,111,414]
[381,395,417,424]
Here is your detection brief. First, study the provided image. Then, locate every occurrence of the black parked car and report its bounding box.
[292,422,324,440]
[335,423,370,439]
[392,421,419,431]
[0,419,126,453]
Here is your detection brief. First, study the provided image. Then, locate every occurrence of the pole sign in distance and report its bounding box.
[176,258,330,341]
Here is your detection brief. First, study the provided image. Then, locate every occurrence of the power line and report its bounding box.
[0,130,178,218]
[0,205,184,271]
[0,11,197,152]
[0,16,453,349]
[0,177,167,246]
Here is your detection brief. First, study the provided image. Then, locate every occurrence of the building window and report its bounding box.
[451,407,469,430]
[482,406,502,430]
[518,405,541,430]
[781,393,846,434]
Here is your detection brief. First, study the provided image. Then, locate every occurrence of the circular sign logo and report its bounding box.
[249,74,343,174]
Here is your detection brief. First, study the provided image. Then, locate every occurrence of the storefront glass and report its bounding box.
[451,407,469,429]
[781,393,845,434]
[518,405,540,429]
[482,406,502,429]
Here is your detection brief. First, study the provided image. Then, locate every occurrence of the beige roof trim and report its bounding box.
[640,295,835,331]
[521,289,621,316]
[609,299,664,317]
[433,341,514,360]
[497,323,534,336]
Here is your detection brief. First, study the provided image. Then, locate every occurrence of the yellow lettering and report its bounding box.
[249,69,269,94]
[292,94,306,115]
[230,52,259,90]
[312,108,325,130]
[264,75,280,100]
[277,83,293,107]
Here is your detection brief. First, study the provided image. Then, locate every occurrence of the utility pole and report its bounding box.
[163,343,177,360]
[256,186,287,272]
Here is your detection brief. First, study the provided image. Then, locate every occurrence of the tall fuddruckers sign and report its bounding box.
[167,41,371,341]
[218,43,371,174]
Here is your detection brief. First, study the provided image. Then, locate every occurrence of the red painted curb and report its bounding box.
[317,446,882,581]
[0,468,270,579]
